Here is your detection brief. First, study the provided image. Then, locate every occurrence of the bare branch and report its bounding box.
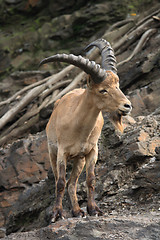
[0,115,39,146]
[0,65,74,107]
[117,28,157,66]
[114,17,159,54]
[47,72,85,106]
[105,18,135,33]
[0,85,46,131]
[40,79,72,101]
[127,7,160,34]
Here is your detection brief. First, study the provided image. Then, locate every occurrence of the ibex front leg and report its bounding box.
[52,151,66,222]
[86,146,103,216]
[67,157,85,217]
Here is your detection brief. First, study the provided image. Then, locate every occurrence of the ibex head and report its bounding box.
[84,39,132,131]
[40,39,132,132]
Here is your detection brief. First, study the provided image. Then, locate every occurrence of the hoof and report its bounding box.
[51,208,64,223]
[72,208,85,218]
[87,205,103,216]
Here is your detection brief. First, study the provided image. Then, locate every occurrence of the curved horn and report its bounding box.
[85,39,117,74]
[39,53,107,84]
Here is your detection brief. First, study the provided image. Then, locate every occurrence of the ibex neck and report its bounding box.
[74,89,101,140]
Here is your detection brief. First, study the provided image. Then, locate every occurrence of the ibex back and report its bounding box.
[40,39,132,222]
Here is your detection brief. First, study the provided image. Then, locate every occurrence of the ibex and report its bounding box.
[40,39,132,222]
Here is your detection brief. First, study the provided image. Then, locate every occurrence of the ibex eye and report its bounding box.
[99,89,108,94]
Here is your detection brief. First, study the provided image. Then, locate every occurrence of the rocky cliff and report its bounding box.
[0,0,160,239]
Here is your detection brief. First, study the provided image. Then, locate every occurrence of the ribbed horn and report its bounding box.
[39,53,107,84]
[85,39,117,74]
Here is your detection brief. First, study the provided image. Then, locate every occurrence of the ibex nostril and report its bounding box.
[124,104,131,109]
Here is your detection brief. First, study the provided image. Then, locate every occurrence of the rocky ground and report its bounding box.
[0,0,160,239]
[0,104,160,239]
[1,214,160,240]
[0,0,128,90]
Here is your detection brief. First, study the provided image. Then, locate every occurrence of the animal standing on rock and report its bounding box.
[39,39,132,222]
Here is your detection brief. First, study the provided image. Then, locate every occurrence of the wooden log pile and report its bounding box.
[0,6,159,146]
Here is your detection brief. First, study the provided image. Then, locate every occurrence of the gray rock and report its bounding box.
[1,215,160,240]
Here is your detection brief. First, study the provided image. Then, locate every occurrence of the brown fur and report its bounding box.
[46,71,131,221]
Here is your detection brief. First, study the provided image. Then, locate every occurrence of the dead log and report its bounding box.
[0,97,50,140]
[106,18,135,33]
[0,65,74,107]
[0,85,46,131]
[0,65,74,130]
[103,21,135,45]
[0,72,85,145]
[117,28,157,66]
[40,79,72,101]
[0,115,39,146]
[127,7,160,34]
[114,16,160,55]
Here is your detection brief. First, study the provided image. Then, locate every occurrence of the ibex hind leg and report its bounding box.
[86,146,103,216]
[51,150,67,222]
[48,144,66,222]
[67,157,85,217]
[48,143,58,182]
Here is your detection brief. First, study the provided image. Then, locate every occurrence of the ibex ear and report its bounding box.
[87,75,94,90]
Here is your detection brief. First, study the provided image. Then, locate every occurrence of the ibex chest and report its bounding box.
[64,127,101,160]
[66,140,95,160]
